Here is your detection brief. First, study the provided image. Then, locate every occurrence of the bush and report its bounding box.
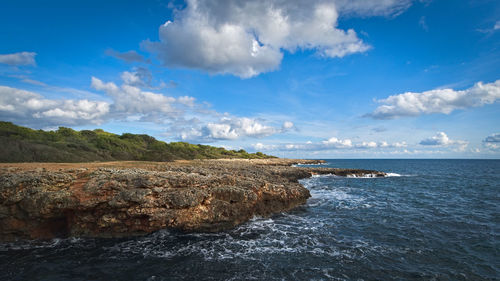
[0,121,276,162]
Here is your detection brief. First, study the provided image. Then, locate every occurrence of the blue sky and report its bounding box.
[1,0,499,158]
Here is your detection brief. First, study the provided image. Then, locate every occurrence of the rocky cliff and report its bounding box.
[0,159,386,241]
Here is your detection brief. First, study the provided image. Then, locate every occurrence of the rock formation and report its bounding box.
[0,159,385,241]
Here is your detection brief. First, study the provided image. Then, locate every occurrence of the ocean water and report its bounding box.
[1,159,499,280]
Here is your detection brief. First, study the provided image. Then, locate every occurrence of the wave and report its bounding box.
[385,173,416,177]
[309,173,385,179]
[0,237,85,251]
[99,214,394,262]
[309,172,412,178]
[310,173,339,178]
[292,162,327,167]
[308,187,371,210]
[346,173,383,178]
[100,217,342,261]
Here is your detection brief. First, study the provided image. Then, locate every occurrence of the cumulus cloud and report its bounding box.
[91,77,182,120]
[353,140,407,149]
[120,67,153,87]
[1,71,289,141]
[177,96,196,107]
[252,137,407,152]
[366,80,500,119]
[143,0,396,78]
[0,70,194,127]
[180,117,291,142]
[0,52,37,66]
[356,141,378,148]
[253,142,277,151]
[0,86,109,126]
[419,132,468,151]
[483,133,500,150]
[483,133,500,143]
[321,137,353,148]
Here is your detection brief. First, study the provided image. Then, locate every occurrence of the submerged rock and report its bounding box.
[0,159,385,240]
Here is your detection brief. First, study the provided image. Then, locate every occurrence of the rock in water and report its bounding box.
[0,159,385,240]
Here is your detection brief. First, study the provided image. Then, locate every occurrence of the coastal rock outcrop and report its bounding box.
[0,159,385,241]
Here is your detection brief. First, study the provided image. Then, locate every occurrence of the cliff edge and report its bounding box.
[0,159,385,241]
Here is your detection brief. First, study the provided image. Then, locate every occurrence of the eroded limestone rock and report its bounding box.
[0,159,385,240]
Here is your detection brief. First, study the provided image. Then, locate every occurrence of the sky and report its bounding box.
[0,0,499,158]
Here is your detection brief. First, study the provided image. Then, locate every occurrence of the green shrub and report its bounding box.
[0,121,276,162]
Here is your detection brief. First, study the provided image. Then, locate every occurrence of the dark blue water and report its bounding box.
[1,160,499,280]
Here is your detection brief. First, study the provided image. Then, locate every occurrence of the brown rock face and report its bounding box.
[0,159,385,241]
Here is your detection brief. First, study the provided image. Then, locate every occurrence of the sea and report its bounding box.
[1,159,499,280]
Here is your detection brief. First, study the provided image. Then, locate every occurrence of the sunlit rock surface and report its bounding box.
[0,159,385,240]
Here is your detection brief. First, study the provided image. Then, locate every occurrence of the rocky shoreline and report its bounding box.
[0,159,386,241]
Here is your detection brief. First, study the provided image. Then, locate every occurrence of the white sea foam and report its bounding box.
[292,162,326,167]
[345,173,382,178]
[309,173,396,179]
[101,214,377,261]
[306,170,415,178]
[308,187,371,210]
[301,175,375,210]
[385,172,417,177]
[311,173,339,178]
[0,237,87,251]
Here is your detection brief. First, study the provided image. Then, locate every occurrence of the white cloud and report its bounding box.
[1,71,289,141]
[322,137,353,148]
[180,116,286,141]
[119,67,153,88]
[355,140,407,149]
[252,137,407,152]
[282,121,294,130]
[0,52,37,66]
[419,132,452,146]
[253,142,278,151]
[144,0,391,78]
[483,133,500,150]
[177,96,196,107]
[0,86,109,126]
[2,80,286,141]
[419,132,468,151]
[91,76,180,119]
[495,21,500,30]
[393,141,408,147]
[356,141,378,148]
[121,71,143,86]
[484,143,500,150]
[0,71,193,127]
[206,123,239,140]
[366,80,500,119]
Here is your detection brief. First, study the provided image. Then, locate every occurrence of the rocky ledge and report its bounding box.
[0,159,385,241]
